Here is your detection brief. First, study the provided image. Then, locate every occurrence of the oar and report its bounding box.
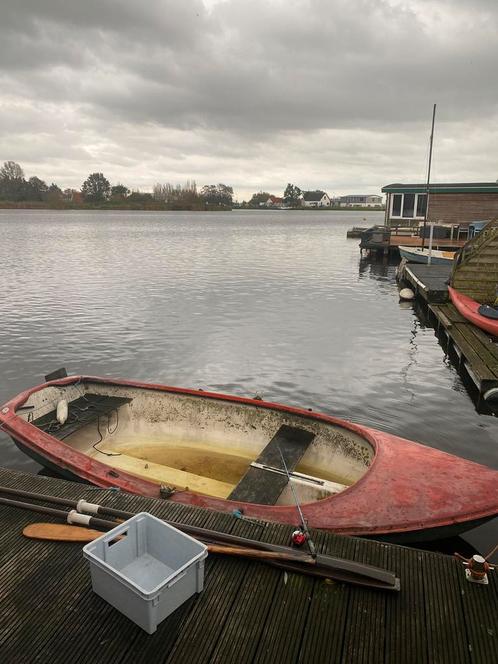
[24,523,104,542]
[0,485,315,556]
[22,523,315,563]
[0,495,116,530]
[0,484,400,590]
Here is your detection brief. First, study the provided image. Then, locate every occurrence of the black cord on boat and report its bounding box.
[92,411,121,456]
[107,408,119,435]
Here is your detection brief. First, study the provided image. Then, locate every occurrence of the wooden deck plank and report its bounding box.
[422,553,471,664]
[384,546,428,664]
[297,531,354,664]
[457,565,498,664]
[166,520,293,664]
[403,264,451,303]
[207,561,283,664]
[436,303,467,325]
[430,304,498,390]
[0,467,497,664]
[340,539,388,664]
[441,323,495,381]
[435,303,498,370]
[456,324,498,374]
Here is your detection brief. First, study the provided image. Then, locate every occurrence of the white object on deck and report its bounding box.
[67,510,92,526]
[399,288,415,301]
[83,512,208,634]
[56,399,68,425]
[76,499,101,515]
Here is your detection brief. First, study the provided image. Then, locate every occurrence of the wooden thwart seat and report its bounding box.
[228,425,315,505]
[33,393,132,441]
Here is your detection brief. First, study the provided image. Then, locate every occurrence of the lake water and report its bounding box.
[1,209,497,556]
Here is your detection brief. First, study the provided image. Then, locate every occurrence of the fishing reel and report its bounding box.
[291,526,308,547]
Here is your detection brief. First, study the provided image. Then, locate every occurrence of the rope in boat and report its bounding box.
[1,379,123,458]
[484,540,498,561]
[92,410,121,456]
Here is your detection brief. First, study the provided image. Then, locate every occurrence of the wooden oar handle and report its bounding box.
[207,543,315,564]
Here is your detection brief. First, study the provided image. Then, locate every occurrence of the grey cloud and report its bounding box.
[0,0,497,197]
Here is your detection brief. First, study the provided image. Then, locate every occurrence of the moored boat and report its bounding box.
[347,227,368,238]
[398,245,455,265]
[448,286,498,337]
[1,374,497,543]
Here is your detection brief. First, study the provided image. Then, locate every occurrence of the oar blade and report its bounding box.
[23,523,104,542]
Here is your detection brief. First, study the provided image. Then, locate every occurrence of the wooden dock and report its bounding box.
[428,303,498,399]
[0,467,497,663]
[360,227,465,259]
[401,263,451,303]
[398,262,498,402]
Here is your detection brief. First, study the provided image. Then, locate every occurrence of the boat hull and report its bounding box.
[449,286,498,337]
[399,246,455,265]
[2,375,498,543]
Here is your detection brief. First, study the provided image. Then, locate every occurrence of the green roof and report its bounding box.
[382,182,498,194]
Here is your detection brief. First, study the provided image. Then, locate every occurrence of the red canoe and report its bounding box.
[448,286,498,336]
[1,374,497,543]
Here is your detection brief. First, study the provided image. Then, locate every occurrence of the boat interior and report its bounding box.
[18,380,375,506]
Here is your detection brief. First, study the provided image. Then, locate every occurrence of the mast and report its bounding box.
[421,103,436,250]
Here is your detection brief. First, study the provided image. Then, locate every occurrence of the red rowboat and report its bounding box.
[449,286,498,337]
[1,374,497,543]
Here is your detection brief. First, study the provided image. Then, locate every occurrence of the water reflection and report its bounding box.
[0,209,497,556]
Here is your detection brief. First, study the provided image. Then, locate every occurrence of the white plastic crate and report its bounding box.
[83,512,208,634]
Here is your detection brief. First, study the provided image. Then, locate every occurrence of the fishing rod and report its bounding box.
[0,484,399,590]
[278,446,316,558]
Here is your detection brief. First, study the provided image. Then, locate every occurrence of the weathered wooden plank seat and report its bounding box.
[228,424,315,504]
[33,393,132,441]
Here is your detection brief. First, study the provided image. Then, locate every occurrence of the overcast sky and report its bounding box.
[1,0,497,200]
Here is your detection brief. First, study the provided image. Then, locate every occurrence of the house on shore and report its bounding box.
[301,191,330,207]
[265,195,284,207]
[338,194,383,207]
[382,182,498,229]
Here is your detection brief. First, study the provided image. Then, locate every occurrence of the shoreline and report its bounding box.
[0,202,231,212]
[0,202,385,212]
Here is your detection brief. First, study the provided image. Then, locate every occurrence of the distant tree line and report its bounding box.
[0,161,64,203]
[243,183,302,208]
[0,161,233,210]
[152,181,233,207]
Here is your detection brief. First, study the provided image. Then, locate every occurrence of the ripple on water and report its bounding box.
[0,209,497,554]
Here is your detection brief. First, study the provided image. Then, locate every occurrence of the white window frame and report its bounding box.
[390,193,427,220]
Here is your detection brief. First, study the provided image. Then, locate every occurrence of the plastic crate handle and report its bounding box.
[102,525,129,546]
[166,569,187,589]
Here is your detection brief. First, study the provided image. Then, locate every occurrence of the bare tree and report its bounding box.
[0,161,24,181]
[153,181,200,205]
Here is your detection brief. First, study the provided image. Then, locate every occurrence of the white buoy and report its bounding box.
[399,288,415,301]
[56,399,68,425]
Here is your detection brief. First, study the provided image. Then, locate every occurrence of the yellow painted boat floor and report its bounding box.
[108,442,253,485]
[88,440,252,498]
[86,437,354,500]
